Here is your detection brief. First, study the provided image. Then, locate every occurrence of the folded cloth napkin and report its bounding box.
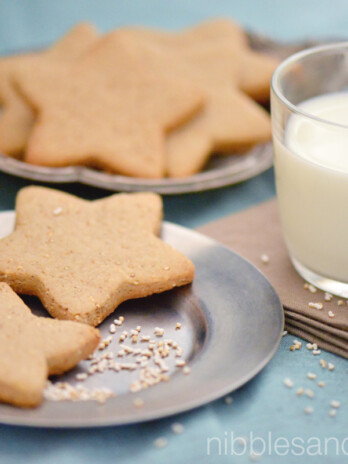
[198,199,348,359]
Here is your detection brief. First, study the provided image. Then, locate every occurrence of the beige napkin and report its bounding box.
[198,199,348,359]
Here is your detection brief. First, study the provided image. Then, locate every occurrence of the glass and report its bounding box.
[271,43,348,297]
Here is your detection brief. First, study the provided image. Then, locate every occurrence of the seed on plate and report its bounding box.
[133,397,144,408]
[175,359,186,367]
[109,323,116,334]
[183,366,191,375]
[175,322,182,330]
[154,327,164,337]
[75,373,88,381]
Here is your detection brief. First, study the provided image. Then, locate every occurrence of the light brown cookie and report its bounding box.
[0,186,195,326]
[117,31,271,177]
[0,283,100,408]
[0,23,98,157]
[15,33,204,177]
[124,18,279,103]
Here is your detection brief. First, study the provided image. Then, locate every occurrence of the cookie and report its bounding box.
[0,283,100,408]
[0,23,98,157]
[15,33,204,177]
[124,18,279,103]
[0,186,195,326]
[118,30,271,177]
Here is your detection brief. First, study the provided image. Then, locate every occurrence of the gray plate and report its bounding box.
[0,33,305,194]
[0,211,283,428]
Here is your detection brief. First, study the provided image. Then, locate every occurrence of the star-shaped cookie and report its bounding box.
[118,31,271,177]
[14,33,204,177]
[0,23,98,157]
[0,283,100,407]
[0,187,195,326]
[124,18,279,103]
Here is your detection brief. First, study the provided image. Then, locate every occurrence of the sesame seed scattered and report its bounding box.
[328,363,335,371]
[284,378,294,388]
[320,359,327,368]
[308,284,317,293]
[324,293,333,302]
[260,253,269,264]
[282,330,288,337]
[132,334,138,343]
[307,372,317,380]
[109,323,116,334]
[329,409,337,417]
[305,389,314,398]
[154,327,164,337]
[183,366,191,375]
[75,373,88,381]
[337,300,344,306]
[53,207,62,216]
[140,335,150,342]
[154,437,168,449]
[312,349,321,356]
[171,422,185,434]
[312,343,318,350]
[306,343,313,350]
[296,387,304,396]
[328,311,335,318]
[224,395,233,404]
[175,322,182,330]
[133,397,144,408]
[318,381,325,388]
[175,359,186,368]
[330,400,341,409]
[308,302,323,310]
[304,406,313,415]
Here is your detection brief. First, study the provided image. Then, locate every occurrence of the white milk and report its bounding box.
[274,92,348,282]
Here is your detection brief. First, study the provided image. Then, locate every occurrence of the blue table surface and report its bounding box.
[0,1,347,463]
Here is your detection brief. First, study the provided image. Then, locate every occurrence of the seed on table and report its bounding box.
[304,406,313,415]
[284,378,294,388]
[154,437,168,449]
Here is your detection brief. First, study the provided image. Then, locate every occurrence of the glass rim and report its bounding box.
[271,41,348,130]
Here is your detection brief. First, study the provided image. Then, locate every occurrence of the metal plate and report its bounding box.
[0,32,297,194]
[0,211,283,428]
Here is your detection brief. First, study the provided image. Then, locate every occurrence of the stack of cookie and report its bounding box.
[0,19,279,178]
[0,187,195,407]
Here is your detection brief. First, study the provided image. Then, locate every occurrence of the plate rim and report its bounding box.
[0,211,284,428]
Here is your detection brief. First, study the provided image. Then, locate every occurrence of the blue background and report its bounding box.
[0,1,347,463]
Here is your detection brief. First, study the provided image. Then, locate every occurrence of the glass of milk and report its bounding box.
[271,43,348,297]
